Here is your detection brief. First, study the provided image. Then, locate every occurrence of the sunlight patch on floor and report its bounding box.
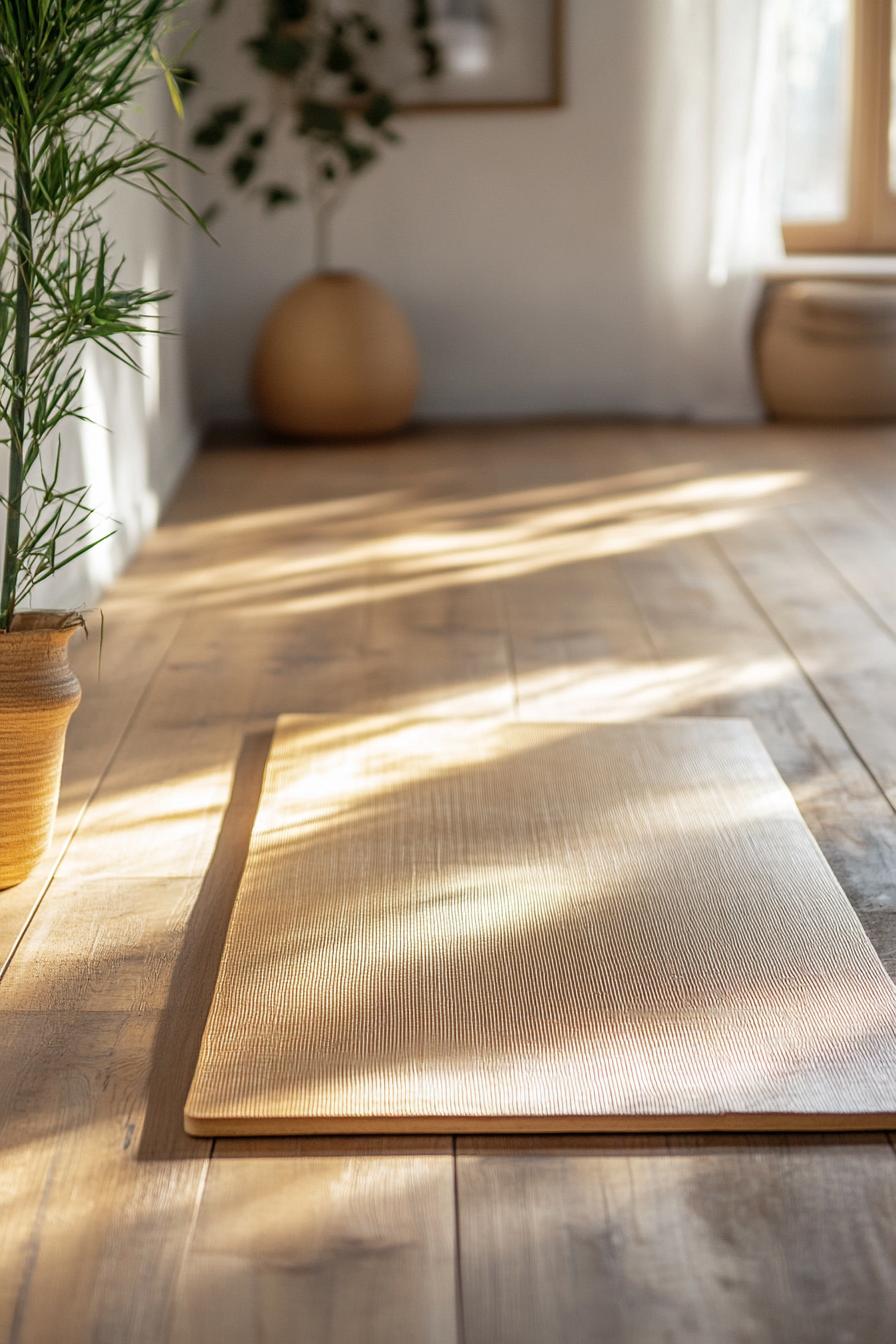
[59,760,237,880]
[102,467,809,622]
[515,654,797,721]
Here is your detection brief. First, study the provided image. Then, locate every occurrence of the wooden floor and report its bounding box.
[5,420,896,1340]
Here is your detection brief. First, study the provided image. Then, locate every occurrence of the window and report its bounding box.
[783,0,896,252]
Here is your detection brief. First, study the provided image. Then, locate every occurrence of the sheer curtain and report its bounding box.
[642,0,789,420]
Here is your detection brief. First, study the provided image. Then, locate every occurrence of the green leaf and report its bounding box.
[164,68,185,120]
[262,184,298,209]
[364,91,394,129]
[229,153,256,187]
[247,33,308,76]
[171,64,200,100]
[325,40,354,74]
[418,38,441,78]
[341,140,377,174]
[298,100,345,139]
[34,140,71,212]
[194,103,246,148]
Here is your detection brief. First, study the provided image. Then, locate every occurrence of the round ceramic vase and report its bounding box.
[251,271,420,439]
[0,613,82,889]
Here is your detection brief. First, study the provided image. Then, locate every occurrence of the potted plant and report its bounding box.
[0,0,191,887]
[191,0,441,438]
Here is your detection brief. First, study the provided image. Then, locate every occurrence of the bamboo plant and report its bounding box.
[0,0,193,631]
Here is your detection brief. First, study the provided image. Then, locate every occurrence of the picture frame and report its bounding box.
[381,0,565,112]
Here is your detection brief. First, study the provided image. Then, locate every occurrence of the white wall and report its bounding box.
[185,0,709,425]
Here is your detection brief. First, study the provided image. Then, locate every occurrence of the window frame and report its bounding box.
[784,0,896,253]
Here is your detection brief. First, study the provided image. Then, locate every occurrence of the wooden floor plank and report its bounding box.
[505,554,662,721]
[714,513,896,809]
[0,601,187,974]
[169,1139,459,1344]
[0,605,267,1340]
[785,484,896,644]
[360,579,511,717]
[481,430,675,721]
[456,1134,896,1344]
[0,1011,205,1344]
[802,425,896,532]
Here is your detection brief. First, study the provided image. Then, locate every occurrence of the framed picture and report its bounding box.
[376,0,564,111]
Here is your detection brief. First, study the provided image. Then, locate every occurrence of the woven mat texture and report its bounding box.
[185,717,896,1134]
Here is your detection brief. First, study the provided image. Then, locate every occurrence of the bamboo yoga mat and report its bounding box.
[185,716,896,1135]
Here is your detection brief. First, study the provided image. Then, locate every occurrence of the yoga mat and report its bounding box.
[185,717,896,1134]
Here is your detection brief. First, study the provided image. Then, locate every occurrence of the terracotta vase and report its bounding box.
[251,271,420,439]
[0,613,82,889]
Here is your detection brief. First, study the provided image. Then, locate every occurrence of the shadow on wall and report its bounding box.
[2,77,198,617]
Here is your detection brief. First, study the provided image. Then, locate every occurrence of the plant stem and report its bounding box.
[1,133,32,631]
[314,197,333,272]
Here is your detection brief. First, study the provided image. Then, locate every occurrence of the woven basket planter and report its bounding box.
[0,612,82,889]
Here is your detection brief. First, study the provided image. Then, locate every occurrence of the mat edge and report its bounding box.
[184,1112,896,1137]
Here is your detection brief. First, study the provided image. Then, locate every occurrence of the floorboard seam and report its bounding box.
[785,505,896,650]
[833,458,896,542]
[614,554,668,681]
[7,1147,60,1344]
[707,528,896,826]
[494,580,520,720]
[161,1144,214,1344]
[452,1137,469,1344]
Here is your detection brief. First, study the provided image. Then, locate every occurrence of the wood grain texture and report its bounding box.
[169,1138,459,1344]
[7,424,896,1342]
[456,1133,896,1344]
[604,429,896,919]
[0,600,185,976]
[0,1011,206,1344]
[716,513,896,808]
[0,608,268,1341]
[186,715,896,1134]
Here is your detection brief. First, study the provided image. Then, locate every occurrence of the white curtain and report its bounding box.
[643,0,790,420]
